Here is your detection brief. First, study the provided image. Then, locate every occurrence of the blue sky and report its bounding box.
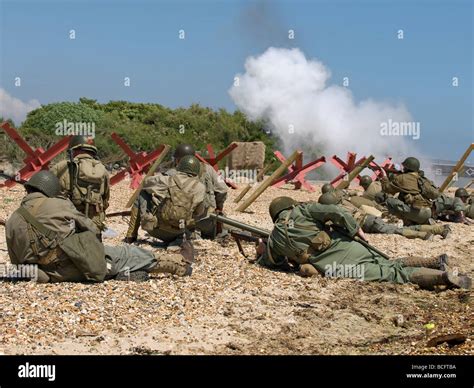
[0,0,472,160]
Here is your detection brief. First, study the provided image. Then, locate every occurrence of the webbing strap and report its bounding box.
[16,207,57,240]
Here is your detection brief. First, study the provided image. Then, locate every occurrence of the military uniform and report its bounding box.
[433,194,467,219]
[6,192,191,283]
[381,172,433,225]
[337,197,447,239]
[50,153,110,230]
[257,202,422,283]
[164,162,228,238]
[362,181,382,201]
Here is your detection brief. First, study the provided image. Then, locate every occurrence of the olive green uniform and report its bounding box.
[257,202,419,283]
[5,193,159,283]
[433,194,466,219]
[339,198,443,238]
[167,162,228,237]
[362,181,382,201]
[381,172,432,224]
[50,154,110,230]
[133,171,207,243]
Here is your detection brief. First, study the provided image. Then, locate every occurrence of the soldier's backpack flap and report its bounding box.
[71,157,107,203]
[59,231,106,282]
[159,175,199,228]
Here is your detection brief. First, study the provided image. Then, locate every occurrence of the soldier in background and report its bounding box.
[433,188,473,224]
[125,155,207,245]
[318,192,450,240]
[256,196,470,290]
[157,143,228,239]
[381,157,439,225]
[359,175,382,201]
[50,135,110,231]
[321,182,385,212]
[5,171,193,283]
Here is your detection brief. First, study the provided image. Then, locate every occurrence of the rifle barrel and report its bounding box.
[209,214,270,237]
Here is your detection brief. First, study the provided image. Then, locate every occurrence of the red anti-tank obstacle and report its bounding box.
[330,152,392,186]
[271,151,326,191]
[110,132,166,189]
[0,122,72,188]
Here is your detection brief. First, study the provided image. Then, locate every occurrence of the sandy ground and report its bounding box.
[0,178,472,355]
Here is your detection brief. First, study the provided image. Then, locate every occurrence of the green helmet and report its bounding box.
[269,196,296,222]
[174,144,195,159]
[455,188,469,198]
[321,183,335,194]
[69,135,97,154]
[359,175,372,189]
[318,192,339,205]
[24,171,61,198]
[177,155,201,176]
[401,157,420,172]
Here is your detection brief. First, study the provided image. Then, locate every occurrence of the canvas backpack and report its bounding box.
[69,157,108,209]
[158,175,201,229]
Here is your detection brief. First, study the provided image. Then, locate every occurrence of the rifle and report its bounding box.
[208,213,270,258]
[332,225,390,259]
[106,210,132,218]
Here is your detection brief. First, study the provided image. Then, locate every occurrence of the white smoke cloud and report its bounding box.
[0,88,41,125]
[229,47,416,160]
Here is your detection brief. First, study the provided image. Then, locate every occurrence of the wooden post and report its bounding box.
[236,151,301,212]
[234,163,273,203]
[125,145,171,208]
[439,143,474,192]
[464,179,473,189]
[335,155,375,190]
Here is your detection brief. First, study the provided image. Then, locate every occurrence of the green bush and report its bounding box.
[1,99,277,169]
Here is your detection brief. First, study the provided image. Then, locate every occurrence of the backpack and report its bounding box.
[158,175,200,229]
[69,157,108,209]
[418,175,440,201]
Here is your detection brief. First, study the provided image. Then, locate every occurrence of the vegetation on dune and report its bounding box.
[1,99,277,167]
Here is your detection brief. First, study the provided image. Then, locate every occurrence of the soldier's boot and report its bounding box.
[415,224,451,239]
[401,229,433,240]
[399,254,449,270]
[124,206,140,244]
[299,264,319,277]
[408,268,471,290]
[151,252,193,277]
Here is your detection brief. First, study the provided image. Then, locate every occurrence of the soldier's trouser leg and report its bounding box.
[386,198,432,225]
[195,216,217,240]
[363,215,400,234]
[125,192,152,242]
[104,245,157,278]
[308,233,417,284]
[125,206,140,242]
[408,224,450,238]
[104,244,193,278]
[362,215,428,239]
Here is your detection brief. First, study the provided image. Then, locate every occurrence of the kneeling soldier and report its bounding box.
[125,155,207,245]
[5,171,193,283]
[256,196,470,290]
